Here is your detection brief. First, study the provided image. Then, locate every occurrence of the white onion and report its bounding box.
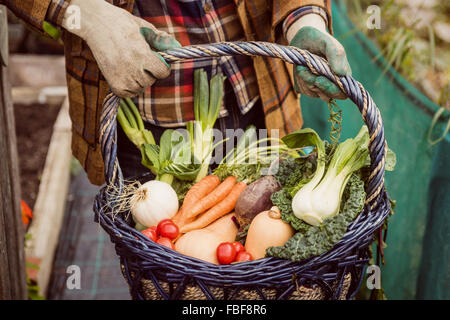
[130,180,179,227]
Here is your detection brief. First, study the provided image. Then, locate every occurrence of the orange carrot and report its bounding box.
[173,175,220,227]
[186,176,237,219]
[180,181,247,233]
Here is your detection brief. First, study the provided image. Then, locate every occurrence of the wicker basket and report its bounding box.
[93,42,391,300]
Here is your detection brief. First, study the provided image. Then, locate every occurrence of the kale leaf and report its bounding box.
[272,157,315,195]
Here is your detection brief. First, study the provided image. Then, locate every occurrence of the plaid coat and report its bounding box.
[2,0,332,186]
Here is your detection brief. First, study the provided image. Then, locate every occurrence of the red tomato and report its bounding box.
[235,251,253,262]
[156,237,174,249]
[231,241,245,254]
[159,222,179,240]
[156,219,175,236]
[216,242,237,265]
[141,227,157,241]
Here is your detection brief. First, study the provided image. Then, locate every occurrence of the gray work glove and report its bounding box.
[286,14,351,101]
[62,0,181,98]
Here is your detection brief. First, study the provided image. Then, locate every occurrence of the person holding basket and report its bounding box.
[1,0,350,183]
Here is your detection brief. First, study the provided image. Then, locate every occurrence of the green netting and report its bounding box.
[299,2,450,300]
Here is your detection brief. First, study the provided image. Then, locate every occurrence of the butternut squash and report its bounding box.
[175,213,238,264]
[244,207,294,260]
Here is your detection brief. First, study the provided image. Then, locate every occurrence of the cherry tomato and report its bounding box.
[156,237,174,249]
[231,241,245,254]
[235,251,253,262]
[159,222,179,240]
[156,219,175,236]
[141,227,157,241]
[216,242,237,265]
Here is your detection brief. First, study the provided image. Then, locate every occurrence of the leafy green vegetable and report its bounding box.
[171,178,194,202]
[235,125,257,157]
[269,135,396,263]
[42,21,61,40]
[272,157,316,197]
[140,129,200,185]
[267,173,366,261]
[360,143,397,184]
[385,148,397,171]
[282,128,326,156]
[214,163,265,184]
[118,97,198,185]
[215,126,299,184]
[273,157,310,188]
[118,70,227,185]
[235,223,250,245]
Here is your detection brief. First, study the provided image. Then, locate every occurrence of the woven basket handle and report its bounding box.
[100,41,387,210]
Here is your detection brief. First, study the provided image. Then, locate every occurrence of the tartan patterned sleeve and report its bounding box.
[0,0,52,30]
[0,0,70,30]
[282,6,330,40]
[45,0,71,26]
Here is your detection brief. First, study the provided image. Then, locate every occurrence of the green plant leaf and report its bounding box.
[207,73,226,127]
[161,163,200,181]
[141,143,160,172]
[363,144,397,172]
[26,261,40,270]
[282,128,325,156]
[159,129,174,164]
[235,125,257,159]
[194,70,201,121]
[42,21,60,40]
[170,130,193,165]
[199,70,210,130]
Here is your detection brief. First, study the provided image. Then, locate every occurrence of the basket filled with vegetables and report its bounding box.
[94,42,395,300]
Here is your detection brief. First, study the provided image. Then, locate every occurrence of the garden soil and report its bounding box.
[14,103,60,210]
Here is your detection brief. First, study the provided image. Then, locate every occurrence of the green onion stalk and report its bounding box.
[117,98,155,147]
[188,69,227,182]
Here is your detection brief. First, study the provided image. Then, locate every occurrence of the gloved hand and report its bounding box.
[62,0,181,98]
[286,14,351,101]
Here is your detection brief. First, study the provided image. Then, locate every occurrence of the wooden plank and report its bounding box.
[12,86,68,105]
[8,53,67,106]
[0,6,8,66]
[8,54,66,88]
[0,58,27,299]
[25,97,72,298]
